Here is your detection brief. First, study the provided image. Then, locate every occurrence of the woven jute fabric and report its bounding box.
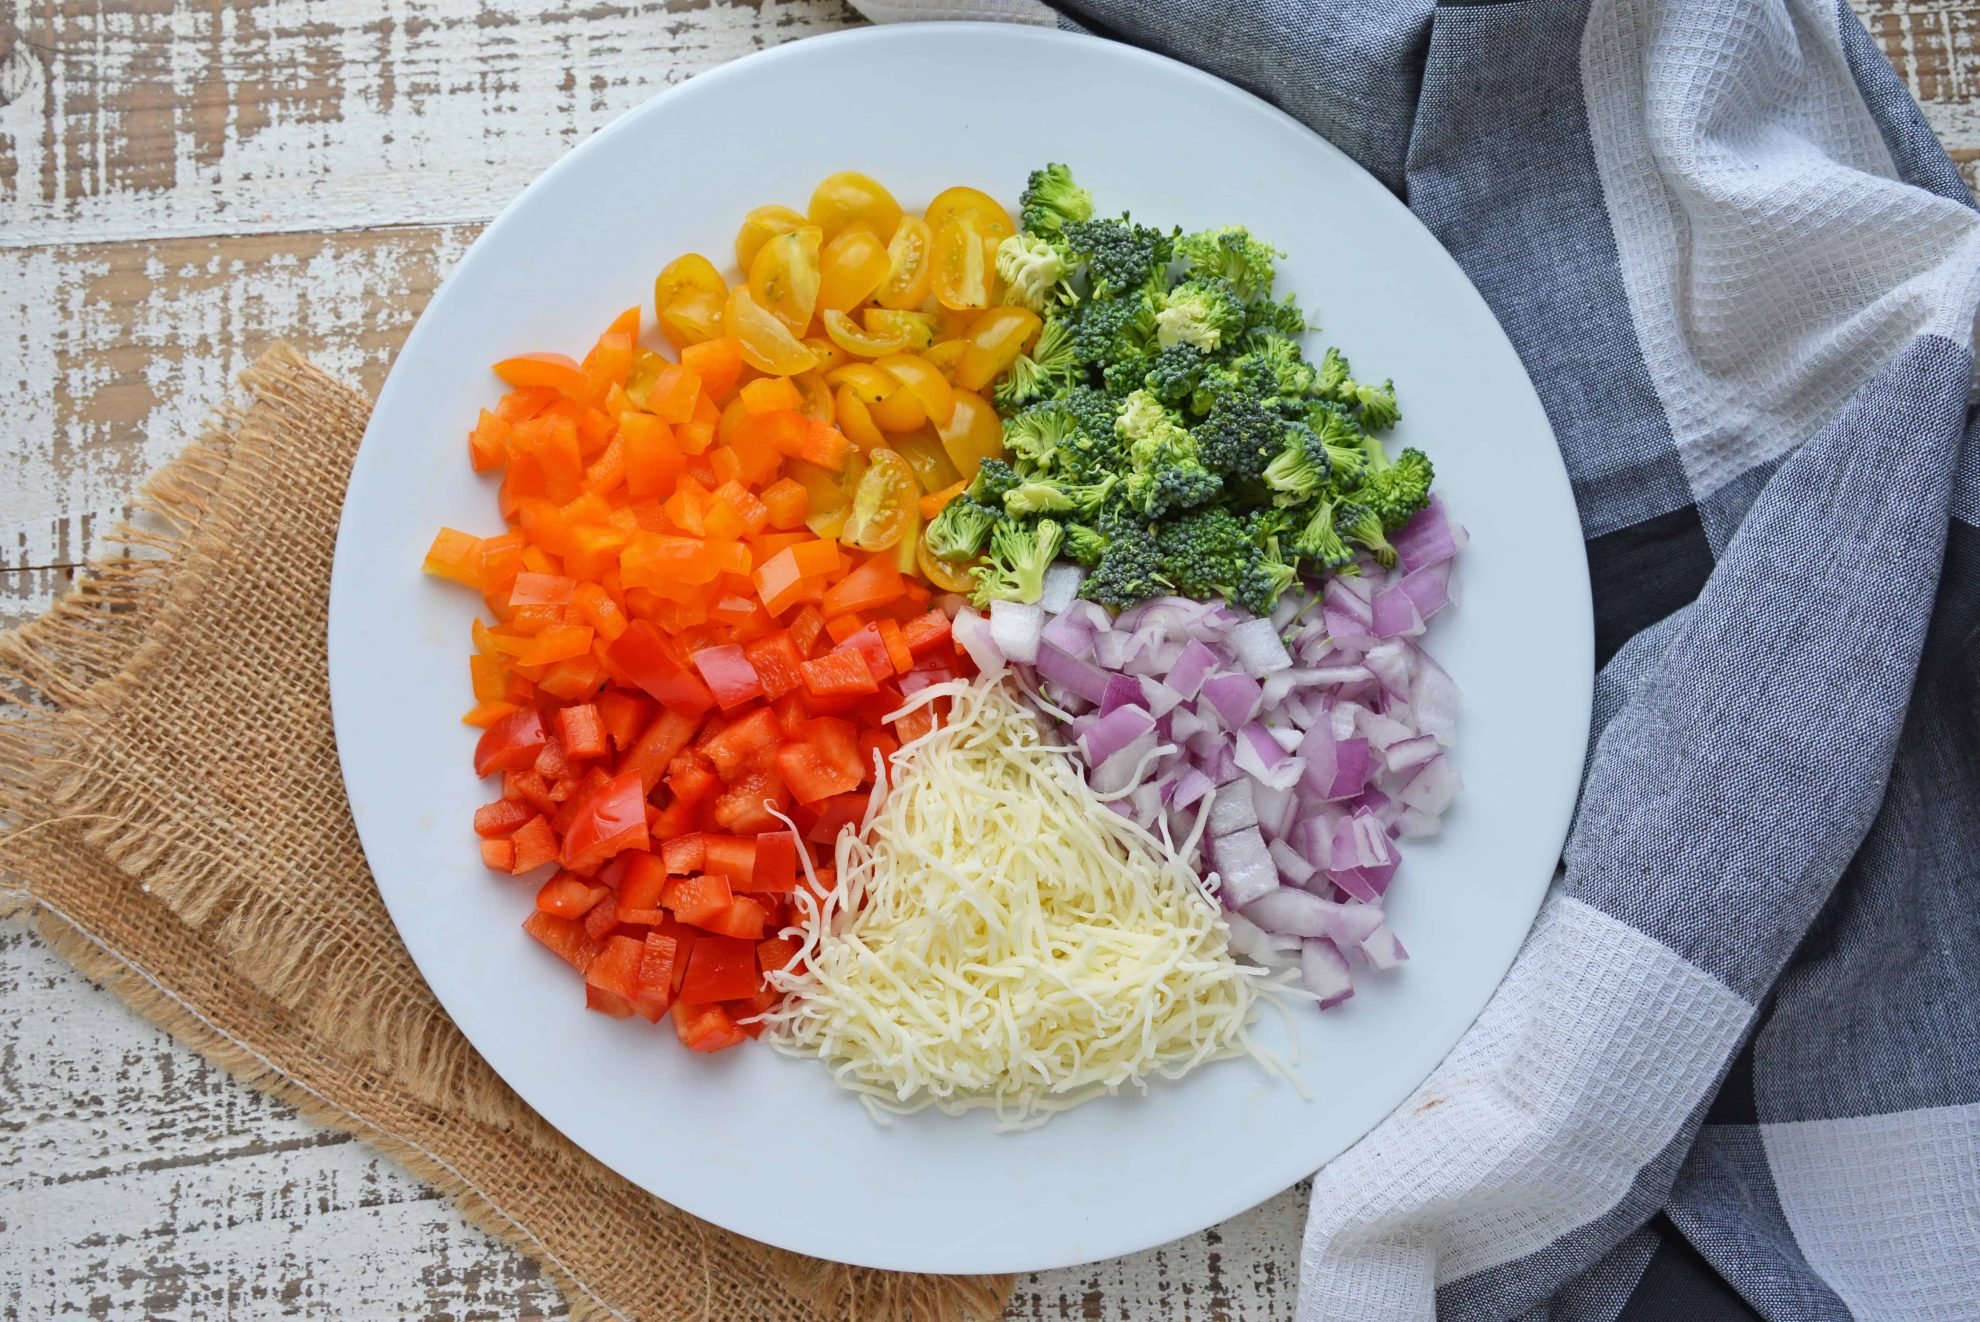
[0,345,1013,1322]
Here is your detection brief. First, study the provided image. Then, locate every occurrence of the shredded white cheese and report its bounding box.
[761,672,1279,1130]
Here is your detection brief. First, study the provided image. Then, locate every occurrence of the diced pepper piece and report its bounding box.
[751,831,799,893]
[900,609,953,656]
[759,478,809,530]
[608,622,715,716]
[821,552,904,619]
[555,703,608,760]
[473,797,535,838]
[537,872,611,919]
[801,649,880,698]
[422,528,484,588]
[474,708,547,777]
[697,895,767,940]
[701,835,758,883]
[775,742,861,804]
[560,770,651,872]
[661,833,706,874]
[834,622,895,684]
[689,643,763,711]
[663,873,733,927]
[509,815,560,874]
[699,708,782,778]
[595,690,654,751]
[481,837,516,871]
[743,631,804,700]
[757,935,802,975]
[673,1000,748,1052]
[680,338,744,401]
[680,934,761,1002]
[523,910,600,973]
[495,352,590,397]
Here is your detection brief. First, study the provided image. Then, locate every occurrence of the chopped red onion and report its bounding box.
[1141,679,1185,717]
[1081,705,1156,767]
[1383,733,1441,774]
[1098,673,1148,715]
[1399,754,1461,816]
[1399,561,1452,620]
[1036,641,1111,705]
[1201,671,1263,728]
[1299,938,1355,1008]
[1165,639,1220,699]
[1089,730,1157,796]
[1392,497,1462,573]
[1252,781,1297,840]
[988,600,1044,665]
[1093,630,1129,669]
[1359,924,1409,971]
[1230,617,1293,675]
[952,607,1003,672]
[1039,562,1086,614]
[1170,766,1215,810]
[1298,724,1373,802]
[1234,722,1305,791]
[1207,779,1257,837]
[1242,887,1341,938]
[1267,837,1316,885]
[1041,609,1097,658]
[1370,585,1425,639]
[1210,827,1279,909]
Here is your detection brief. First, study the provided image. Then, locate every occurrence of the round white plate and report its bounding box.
[330,22,1592,1276]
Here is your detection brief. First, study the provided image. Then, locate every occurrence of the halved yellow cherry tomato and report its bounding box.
[786,457,848,516]
[725,286,818,376]
[918,536,981,593]
[891,428,962,493]
[862,308,939,350]
[874,353,956,428]
[934,387,1005,480]
[922,339,967,382]
[655,253,727,317]
[735,204,809,273]
[658,290,723,349]
[749,228,823,335]
[818,228,893,313]
[825,362,898,403]
[956,305,1043,391]
[801,336,849,374]
[869,385,926,433]
[834,384,888,450]
[820,308,913,359]
[924,186,1016,241]
[792,371,836,422]
[808,172,904,242]
[876,216,934,310]
[932,216,993,310]
[838,448,918,551]
[932,304,980,340]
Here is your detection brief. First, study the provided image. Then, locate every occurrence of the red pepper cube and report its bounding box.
[690,643,764,711]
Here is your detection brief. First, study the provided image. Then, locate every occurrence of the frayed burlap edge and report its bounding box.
[0,345,1015,1322]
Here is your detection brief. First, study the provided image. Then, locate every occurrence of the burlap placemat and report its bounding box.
[0,345,1013,1322]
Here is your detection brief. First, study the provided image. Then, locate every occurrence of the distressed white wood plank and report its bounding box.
[1,0,865,247]
[0,226,476,624]
[0,918,1304,1319]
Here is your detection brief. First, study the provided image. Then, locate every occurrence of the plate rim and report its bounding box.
[328,19,1594,1274]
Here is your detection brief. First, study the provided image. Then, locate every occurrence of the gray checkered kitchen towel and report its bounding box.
[853,2,1980,1318]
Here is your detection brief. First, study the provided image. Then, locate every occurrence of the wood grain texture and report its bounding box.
[0,0,1973,1316]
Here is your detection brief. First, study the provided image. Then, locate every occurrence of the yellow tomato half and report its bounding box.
[808,172,904,242]
[748,228,823,335]
[876,216,934,310]
[924,185,1016,241]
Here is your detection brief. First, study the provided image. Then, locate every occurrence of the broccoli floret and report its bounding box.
[1019,163,1095,236]
[1233,543,1299,617]
[996,233,1074,314]
[968,457,1021,507]
[1064,522,1111,567]
[1061,216,1175,297]
[1081,530,1170,609]
[1154,278,1246,352]
[1001,396,1082,472]
[1288,497,1355,571]
[924,496,997,562]
[1353,378,1401,431]
[1261,423,1332,506]
[1236,332,1318,400]
[1003,473,1118,518]
[1194,388,1286,485]
[1354,447,1434,530]
[1304,402,1370,481]
[1337,501,1397,568]
[1243,295,1306,340]
[1142,343,1213,410]
[1060,384,1119,443]
[1173,227,1281,301]
[1313,347,1352,399]
[1153,506,1256,603]
[970,517,1064,607]
[1071,291,1158,370]
[993,316,1079,411]
[1116,390,1222,518]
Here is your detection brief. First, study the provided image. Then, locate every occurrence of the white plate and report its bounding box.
[329,23,1592,1276]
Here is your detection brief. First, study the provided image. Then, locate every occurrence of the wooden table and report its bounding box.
[1,3,1970,1316]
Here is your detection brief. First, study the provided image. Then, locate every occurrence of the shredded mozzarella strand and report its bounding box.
[760,673,1279,1130]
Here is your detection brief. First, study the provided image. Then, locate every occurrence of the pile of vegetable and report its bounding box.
[422,170,1061,1052]
[926,164,1435,621]
[952,495,1463,1008]
[424,163,1465,1082]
